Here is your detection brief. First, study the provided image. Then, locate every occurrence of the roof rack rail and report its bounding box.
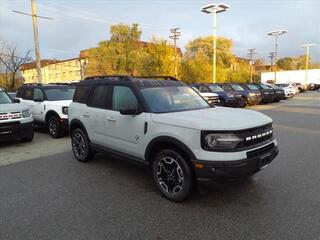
[47,82,73,85]
[23,83,43,86]
[132,76,179,81]
[84,75,131,81]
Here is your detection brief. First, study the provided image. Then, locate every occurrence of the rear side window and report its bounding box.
[24,88,33,100]
[88,85,110,109]
[73,86,91,103]
[112,86,138,111]
[16,86,25,98]
[199,86,210,93]
[221,85,232,91]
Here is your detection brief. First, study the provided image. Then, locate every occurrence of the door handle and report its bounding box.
[107,117,116,122]
[82,113,90,117]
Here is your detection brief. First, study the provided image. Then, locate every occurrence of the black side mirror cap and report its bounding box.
[120,108,141,115]
[13,98,20,103]
[34,98,43,102]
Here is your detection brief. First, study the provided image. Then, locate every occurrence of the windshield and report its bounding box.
[245,84,259,90]
[45,87,75,101]
[141,86,210,113]
[208,85,224,92]
[276,84,289,87]
[230,84,244,91]
[0,90,13,104]
[260,84,272,89]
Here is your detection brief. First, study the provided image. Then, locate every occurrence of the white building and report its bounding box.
[261,69,320,84]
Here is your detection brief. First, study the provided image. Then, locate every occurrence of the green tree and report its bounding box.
[277,57,294,70]
[86,23,142,76]
[140,37,175,76]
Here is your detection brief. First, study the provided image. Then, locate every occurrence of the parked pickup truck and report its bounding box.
[0,87,34,142]
[69,76,279,202]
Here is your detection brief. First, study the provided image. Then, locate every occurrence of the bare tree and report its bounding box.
[0,40,32,90]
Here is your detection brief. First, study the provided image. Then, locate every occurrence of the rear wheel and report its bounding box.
[242,97,248,107]
[71,128,94,162]
[152,149,195,202]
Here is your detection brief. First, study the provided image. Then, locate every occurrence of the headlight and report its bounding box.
[22,109,31,118]
[227,93,234,98]
[62,106,68,115]
[202,133,243,150]
[249,92,256,96]
[264,92,270,95]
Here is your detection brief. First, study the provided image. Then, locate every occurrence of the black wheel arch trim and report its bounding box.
[145,136,197,162]
[69,119,90,141]
[45,110,60,122]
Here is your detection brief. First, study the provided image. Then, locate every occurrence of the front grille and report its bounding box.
[0,111,22,121]
[0,121,20,127]
[247,143,275,159]
[236,123,273,149]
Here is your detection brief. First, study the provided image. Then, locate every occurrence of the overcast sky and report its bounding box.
[1,0,319,64]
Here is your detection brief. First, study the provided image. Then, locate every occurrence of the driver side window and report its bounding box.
[112,86,138,111]
[33,88,44,101]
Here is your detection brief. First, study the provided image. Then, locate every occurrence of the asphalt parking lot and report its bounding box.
[0,92,319,240]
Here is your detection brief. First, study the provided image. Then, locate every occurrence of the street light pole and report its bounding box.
[201,3,230,84]
[212,10,217,84]
[301,43,317,89]
[267,30,287,83]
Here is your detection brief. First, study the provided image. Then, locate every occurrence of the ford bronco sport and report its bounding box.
[0,87,33,142]
[16,83,76,138]
[68,76,279,202]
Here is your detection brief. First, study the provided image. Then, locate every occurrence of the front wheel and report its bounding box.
[71,128,94,162]
[152,149,195,202]
[47,116,62,138]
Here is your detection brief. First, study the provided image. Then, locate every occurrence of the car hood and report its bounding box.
[45,100,72,106]
[200,92,219,97]
[151,107,272,131]
[0,103,30,112]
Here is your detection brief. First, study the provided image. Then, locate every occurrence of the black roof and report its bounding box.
[79,75,185,88]
[22,83,75,89]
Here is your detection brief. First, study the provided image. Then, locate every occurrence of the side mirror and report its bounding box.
[120,108,141,115]
[13,98,20,103]
[34,97,43,102]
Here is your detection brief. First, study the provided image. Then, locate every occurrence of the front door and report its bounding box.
[104,85,146,159]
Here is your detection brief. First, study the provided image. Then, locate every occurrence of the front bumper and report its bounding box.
[261,94,275,103]
[222,97,246,108]
[60,118,69,130]
[247,95,262,105]
[0,121,33,141]
[193,143,279,181]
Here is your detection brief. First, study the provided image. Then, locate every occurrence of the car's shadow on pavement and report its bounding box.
[90,152,263,207]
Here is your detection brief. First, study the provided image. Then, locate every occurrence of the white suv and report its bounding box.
[69,76,279,201]
[0,88,33,142]
[16,83,76,138]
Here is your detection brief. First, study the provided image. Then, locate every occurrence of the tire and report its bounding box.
[152,149,195,202]
[242,97,248,107]
[71,128,94,162]
[47,116,62,138]
[21,132,34,142]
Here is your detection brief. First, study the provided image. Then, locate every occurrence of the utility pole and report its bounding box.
[248,48,256,83]
[169,28,181,78]
[269,52,275,72]
[13,0,53,84]
[301,44,317,89]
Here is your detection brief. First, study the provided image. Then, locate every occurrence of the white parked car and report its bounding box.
[275,83,295,98]
[16,83,76,138]
[191,86,220,106]
[0,87,34,142]
[69,76,279,202]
